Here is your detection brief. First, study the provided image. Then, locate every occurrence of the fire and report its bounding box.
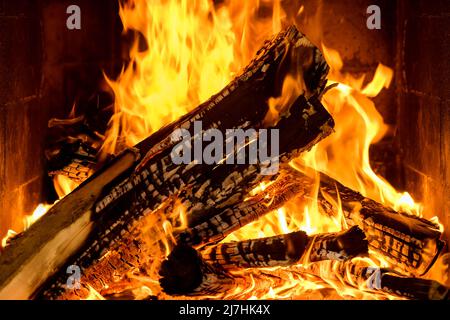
[102,0,284,156]
[23,204,53,230]
[2,0,444,300]
[1,172,78,250]
[95,0,444,300]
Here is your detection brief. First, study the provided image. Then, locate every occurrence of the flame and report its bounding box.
[3,0,443,300]
[102,0,284,156]
[83,285,106,300]
[1,173,79,250]
[91,0,446,300]
[23,204,53,230]
[1,230,17,249]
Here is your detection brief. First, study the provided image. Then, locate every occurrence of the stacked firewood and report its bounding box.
[0,26,447,300]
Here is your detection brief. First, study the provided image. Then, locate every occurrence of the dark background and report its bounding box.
[0,0,449,243]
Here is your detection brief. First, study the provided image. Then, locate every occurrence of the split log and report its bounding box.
[0,25,332,300]
[201,225,368,269]
[288,169,444,276]
[0,149,138,300]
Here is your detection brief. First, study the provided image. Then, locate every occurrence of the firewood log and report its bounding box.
[200,226,368,269]
[0,25,332,300]
[176,172,306,246]
[0,149,138,300]
[159,244,448,300]
[159,227,366,295]
[284,168,444,276]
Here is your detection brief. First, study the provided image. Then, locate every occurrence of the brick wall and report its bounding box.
[0,0,123,237]
[395,0,450,242]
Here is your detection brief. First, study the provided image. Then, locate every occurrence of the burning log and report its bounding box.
[292,169,445,276]
[302,260,449,300]
[47,138,98,183]
[159,227,367,295]
[0,149,138,300]
[160,243,448,300]
[0,26,333,300]
[176,173,306,246]
[201,226,368,269]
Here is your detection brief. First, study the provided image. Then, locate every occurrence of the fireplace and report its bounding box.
[0,0,448,300]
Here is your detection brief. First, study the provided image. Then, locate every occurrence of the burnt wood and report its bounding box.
[291,169,445,276]
[201,225,368,269]
[0,25,331,300]
[303,260,449,300]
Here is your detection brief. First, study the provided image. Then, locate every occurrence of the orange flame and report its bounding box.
[94,0,445,300]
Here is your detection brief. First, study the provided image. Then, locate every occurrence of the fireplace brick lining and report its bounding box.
[0,0,123,237]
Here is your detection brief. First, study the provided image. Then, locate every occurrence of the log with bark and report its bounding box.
[0,26,333,300]
[176,171,307,246]
[174,165,443,277]
[282,168,444,276]
[200,225,368,269]
[159,243,449,300]
[159,226,367,296]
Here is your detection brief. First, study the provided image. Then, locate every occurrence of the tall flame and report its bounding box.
[102,0,285,156]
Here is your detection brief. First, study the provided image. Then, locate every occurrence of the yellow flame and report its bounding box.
[53,175,79,199]
[1,230,17,248]
[23,203,53,230]
[84,285,106,300]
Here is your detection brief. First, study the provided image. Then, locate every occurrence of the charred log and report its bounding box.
[299,170,444,276]
[201,225,368,269]
[302,260,449,300]
[47,138,98,183]
[176,173,306,246]
[159,245,236,296]
[0,25,332,300]
[159,227,367,295]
